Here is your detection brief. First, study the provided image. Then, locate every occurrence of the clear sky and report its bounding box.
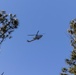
[0,0,76,75]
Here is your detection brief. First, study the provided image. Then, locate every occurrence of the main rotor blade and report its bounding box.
[28,34,35,36]
[36,30,39,35]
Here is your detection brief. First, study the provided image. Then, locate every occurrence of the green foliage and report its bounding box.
[61,19,76,75]
[0,10,19,44]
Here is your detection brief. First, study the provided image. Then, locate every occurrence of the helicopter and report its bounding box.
[27,31,43,42]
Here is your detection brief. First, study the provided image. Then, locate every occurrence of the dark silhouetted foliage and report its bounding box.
[61,19,76,75]
[0,10,19,44]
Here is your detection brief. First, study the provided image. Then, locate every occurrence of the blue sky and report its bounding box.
[0,0,76,75]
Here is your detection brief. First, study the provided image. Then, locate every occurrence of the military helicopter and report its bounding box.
[27,31,43,42]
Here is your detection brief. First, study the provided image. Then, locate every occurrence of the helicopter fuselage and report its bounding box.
[33,35,43,40]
